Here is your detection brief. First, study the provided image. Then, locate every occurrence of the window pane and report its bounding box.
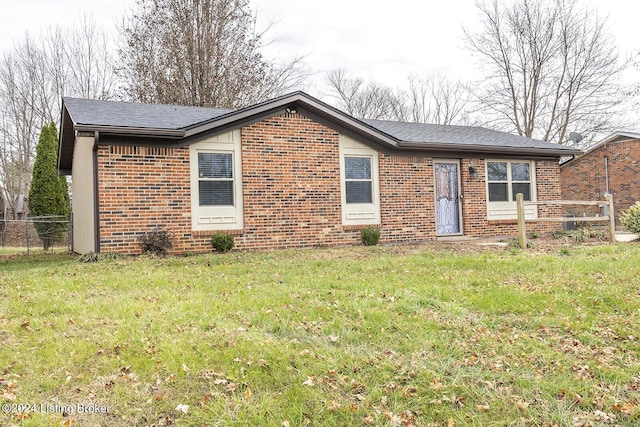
[487,162,507,181]
[511,162,530,181]
[488,183,508,202]
[199,181,233,206]
[345,157,371,180]
[198,153,233,179]
[346,181,372,203]
[512,183,531,201]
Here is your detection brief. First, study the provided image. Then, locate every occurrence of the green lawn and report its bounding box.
[1,242,639,426]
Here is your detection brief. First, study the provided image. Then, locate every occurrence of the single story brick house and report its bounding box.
[58,91,580,254]
[560,131,640,225]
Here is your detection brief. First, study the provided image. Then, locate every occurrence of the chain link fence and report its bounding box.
[0,216,71,254]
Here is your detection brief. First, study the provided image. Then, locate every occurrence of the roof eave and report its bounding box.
[74,124,186,139]
[397,141,582,157]
[183,91,401,150]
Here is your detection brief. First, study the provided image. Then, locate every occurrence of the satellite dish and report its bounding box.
[569,132,583,144]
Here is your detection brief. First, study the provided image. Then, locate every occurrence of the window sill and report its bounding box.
[487,219,517,225]
[343,224,380,231]
[192,229,244,237]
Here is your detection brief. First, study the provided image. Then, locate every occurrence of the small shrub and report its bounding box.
[620,201,640,234]
[558,247,571,256]
[211,232,235,253]
[566,227,605,243]
[138,228,173,256]
[77,252,123,263]
[360,226,380,246]
[507,238,535,249]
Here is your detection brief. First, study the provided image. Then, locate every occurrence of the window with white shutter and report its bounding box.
[339,135,380,225]
[190,130,243,230]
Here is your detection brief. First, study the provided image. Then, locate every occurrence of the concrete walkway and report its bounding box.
[616,232,639,242]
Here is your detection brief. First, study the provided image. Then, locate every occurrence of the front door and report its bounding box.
[434,161,462,235]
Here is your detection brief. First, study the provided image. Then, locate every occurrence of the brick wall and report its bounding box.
[378,155,436,242]
[95,113,563,254]
[560,139,640,225]
[461,159,562,237]
[97,145,209,254]
[238,112,358,249]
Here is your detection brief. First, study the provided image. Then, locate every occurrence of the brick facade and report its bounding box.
[239,113,355,249]
[459,158,562,237]
[560,138,640,225]
[95,112,563,255]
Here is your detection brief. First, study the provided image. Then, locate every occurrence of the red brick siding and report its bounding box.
[460,159,562,237]
[560,139,640,225]
[379,155,436,242]
[239,113,358,249]
[95,113,563,254]
[97,145,213,254]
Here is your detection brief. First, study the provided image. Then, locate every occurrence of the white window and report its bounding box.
[197,152,234,206]
[190,130,243,230]
[345,157,373,204]
[486,160,537,220]
[340,135,380,225]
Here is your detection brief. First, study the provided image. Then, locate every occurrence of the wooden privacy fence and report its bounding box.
[516,193,615,248]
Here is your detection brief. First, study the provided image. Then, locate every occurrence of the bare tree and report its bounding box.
[407,74,471,125]
[118,0,307,108]
[324,69,472,124]
[464,0,629,146]
[324,69,406,120]
[0,19,117,218]
[0,37,46,219]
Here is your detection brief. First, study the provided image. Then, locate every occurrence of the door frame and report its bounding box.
[434,159,463,236]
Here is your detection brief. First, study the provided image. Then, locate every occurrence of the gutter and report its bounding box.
[396,141,582,157]
[75,124,185,139]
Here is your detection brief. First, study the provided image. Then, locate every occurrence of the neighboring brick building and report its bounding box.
[560,132,640,226]
[58,92,580,255]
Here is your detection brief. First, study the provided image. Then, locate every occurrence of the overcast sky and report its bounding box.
[0,0,638,95]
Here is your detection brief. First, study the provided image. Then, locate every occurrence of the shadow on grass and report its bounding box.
[0,248,76,270]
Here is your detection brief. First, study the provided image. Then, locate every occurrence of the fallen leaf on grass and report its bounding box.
[510,398,529,411]
[430,379,442,390]
[363,415,376,425]
[175,404,189,414]
[327,400,341,411]
[14,412,31,422]
[613,401,635,415]
[2,390,16,401]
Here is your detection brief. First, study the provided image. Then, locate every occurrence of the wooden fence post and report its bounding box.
[516,193,526,249]
[606,193,616,243]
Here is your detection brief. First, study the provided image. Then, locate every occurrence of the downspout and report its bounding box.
[603,156,611,220]
[604,156,610,194]
[93,131,100,253]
